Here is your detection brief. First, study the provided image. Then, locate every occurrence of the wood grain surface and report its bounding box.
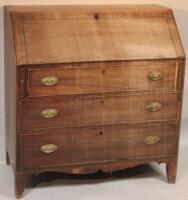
[20,93,178,130]
[4,5,185,198]
[7,5,185,65]
[28,62,177,97]
[20,123,177,169]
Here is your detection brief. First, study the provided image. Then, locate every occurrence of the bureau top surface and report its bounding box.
[5,5,185,66]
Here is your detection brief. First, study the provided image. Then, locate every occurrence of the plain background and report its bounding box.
[0,1,188,199]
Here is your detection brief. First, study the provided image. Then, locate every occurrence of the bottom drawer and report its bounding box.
[20,123,177,169]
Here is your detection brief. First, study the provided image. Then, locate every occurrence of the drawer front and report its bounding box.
[20,123,177,169]
[20,93,178,130]
[28,62,177,97]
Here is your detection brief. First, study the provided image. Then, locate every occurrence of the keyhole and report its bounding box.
[102,69,106,75]
[101,100,104,105]
[99,131,103,135]
[95,13,99,20]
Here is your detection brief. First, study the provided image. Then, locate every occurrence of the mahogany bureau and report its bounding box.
[4,5,185,198]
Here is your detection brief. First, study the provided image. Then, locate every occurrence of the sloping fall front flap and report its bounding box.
[8,5,185,65]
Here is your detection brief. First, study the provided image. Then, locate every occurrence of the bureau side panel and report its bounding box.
[4,8,19,170]
[176,59,186,157]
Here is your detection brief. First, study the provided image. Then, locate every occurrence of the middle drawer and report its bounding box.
[20,93,178,130]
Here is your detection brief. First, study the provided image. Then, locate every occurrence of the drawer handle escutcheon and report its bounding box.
[41,109,58,119]
[40,144,58,154]
[144,136,160,145]
[146,102,162,112]
[148,71,164,81]
[41,76,59,86]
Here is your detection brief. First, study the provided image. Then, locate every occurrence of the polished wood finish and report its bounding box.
[7,5,184,65]
[20,123,177,169]
[28,61,177,97]
[166,159,178,183]
[4,4,19,171]
[20,93,178,130]
[4,5,185,198]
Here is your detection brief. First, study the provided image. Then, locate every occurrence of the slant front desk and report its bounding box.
[4,5,185,198]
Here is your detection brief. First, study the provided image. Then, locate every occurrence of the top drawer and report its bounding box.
[26,62,177,97]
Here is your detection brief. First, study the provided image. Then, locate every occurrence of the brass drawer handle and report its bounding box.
[40,144,58,154]
[146,102,162,112]
[148,71,164,81]
[41,76,59,86]
[144,136,160,145]
[41,109,58,119]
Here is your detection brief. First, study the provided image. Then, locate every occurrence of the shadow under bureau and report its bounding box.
[4,5,185,198]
